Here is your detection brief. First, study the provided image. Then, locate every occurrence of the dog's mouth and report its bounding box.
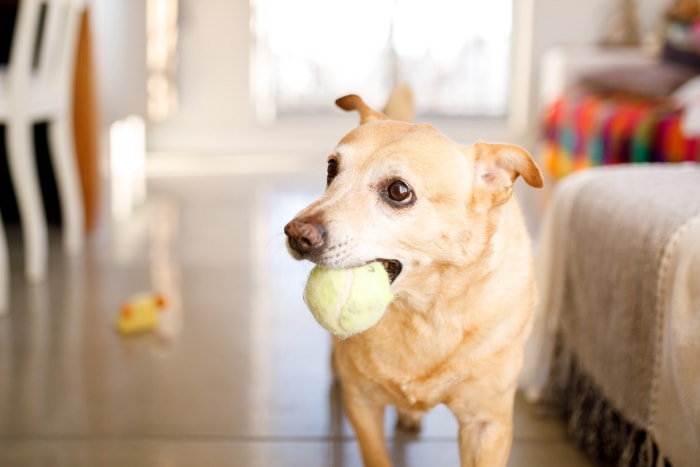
[376,259,402,284]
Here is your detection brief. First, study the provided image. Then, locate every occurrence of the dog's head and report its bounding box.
[285,95,542,298]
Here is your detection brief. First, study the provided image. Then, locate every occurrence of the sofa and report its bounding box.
[521,162,700,467]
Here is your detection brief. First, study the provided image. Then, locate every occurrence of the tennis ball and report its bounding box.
[304,262,394,339]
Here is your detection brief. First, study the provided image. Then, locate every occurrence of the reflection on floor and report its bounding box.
[0,156,591,466]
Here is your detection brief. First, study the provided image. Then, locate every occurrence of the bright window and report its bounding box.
[251,0,513,120]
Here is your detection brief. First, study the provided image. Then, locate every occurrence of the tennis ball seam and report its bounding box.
[335,267,355,331]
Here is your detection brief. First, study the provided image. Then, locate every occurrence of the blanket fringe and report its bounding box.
[541,334,672,467]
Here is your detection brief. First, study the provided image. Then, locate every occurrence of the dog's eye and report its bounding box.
[327,158,338,186]
[386,180,414,205]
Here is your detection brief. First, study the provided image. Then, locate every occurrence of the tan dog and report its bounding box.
[285,94,543,467]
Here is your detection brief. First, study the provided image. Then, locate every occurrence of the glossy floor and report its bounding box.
[0,157,592,466]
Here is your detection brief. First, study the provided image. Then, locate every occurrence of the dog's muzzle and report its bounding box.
[284,218,325,256]
[285,218,403,284]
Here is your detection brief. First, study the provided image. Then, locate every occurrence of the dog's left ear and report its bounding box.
[468,142,544,206]
[336,94,388,124]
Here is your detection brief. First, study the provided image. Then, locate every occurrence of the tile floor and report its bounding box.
[0,155,593,466]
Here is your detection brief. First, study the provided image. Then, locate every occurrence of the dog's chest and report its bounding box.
[392,379,442,409]
[377,355,467,409]
[362,321,473,407]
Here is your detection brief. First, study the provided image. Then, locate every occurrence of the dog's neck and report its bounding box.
[394,258,492,315]
[393,205,520,316]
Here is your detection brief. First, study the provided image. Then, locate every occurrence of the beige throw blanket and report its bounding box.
[521,163,700,467]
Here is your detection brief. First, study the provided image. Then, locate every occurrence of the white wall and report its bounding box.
[147,0,257,152]
[91,0,147,128]
[90,0,263,154]
[144,0,362,155]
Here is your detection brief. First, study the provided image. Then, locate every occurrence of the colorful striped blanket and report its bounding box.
[541,90,700,178]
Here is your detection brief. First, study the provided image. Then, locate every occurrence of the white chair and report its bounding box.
[0,0,86,284]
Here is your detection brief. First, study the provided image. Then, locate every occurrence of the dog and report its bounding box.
[284,93,543,467]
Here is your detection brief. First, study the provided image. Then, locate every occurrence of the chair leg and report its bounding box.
[6,120,48,283]
[49,116,84,255]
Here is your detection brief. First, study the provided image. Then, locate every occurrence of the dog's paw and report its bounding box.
[396,408,423,433]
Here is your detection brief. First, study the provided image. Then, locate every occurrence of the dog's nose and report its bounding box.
[284,218,326,255]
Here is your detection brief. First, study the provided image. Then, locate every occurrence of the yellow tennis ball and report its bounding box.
[304,262,394,339]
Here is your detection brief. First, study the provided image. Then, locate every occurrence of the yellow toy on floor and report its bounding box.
[116,293,168,335]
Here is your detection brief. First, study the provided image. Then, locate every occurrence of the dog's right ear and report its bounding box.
[336,94,388,124]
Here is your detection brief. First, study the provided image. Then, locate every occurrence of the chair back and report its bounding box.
[7,0,85,99]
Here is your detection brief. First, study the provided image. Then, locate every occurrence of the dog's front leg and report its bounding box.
[455,417,512,467]
[448,393,515,467]
[342,387,391,467]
